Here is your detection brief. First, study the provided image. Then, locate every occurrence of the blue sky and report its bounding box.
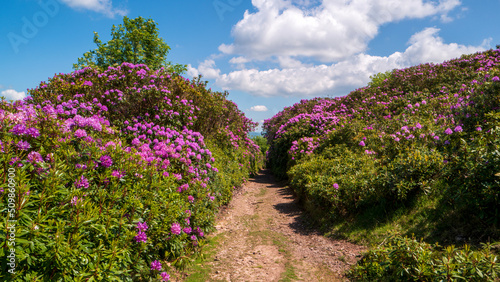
[2,0,499,132]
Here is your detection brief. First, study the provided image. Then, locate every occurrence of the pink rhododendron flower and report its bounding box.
[171,223,181,235]
[161,272,170,281]
[150,260,162,271]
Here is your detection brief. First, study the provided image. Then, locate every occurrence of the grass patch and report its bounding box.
[241,214,260,228]
[279,262,298,282]
[257,187,268,197]
[247,230,299,280]
[179,234,223,282]
[300,179,500,249]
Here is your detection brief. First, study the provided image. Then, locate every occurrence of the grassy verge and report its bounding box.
[170,234,223,281]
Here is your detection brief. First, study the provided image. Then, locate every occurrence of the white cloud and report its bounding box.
[219,0,461,62]
[193,28,487,97]
[197,60,220,80]
[401,27,490,66]
[250,105,269,111]
[1,89,26,101]
[229,56,251,69]
[277,56,309,68]
[186,64,200,78]
[191,1,488,98]
[60,0,127,17]
[188,60,223,79]
[229,56,250,65]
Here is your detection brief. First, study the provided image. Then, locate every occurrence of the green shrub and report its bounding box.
[0,63,263,281]
[288,147,379,215]
[263,49,500,279]
[443,113,500,227]
[368,70,394,88]
[348,235,500,281]
[250,135,269,156]
[385,146,445,201]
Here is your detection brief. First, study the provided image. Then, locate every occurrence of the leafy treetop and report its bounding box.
[73,16,186,73]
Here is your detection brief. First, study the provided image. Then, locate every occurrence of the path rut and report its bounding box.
[185,169,366,281]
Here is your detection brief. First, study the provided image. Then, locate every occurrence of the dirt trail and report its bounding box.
[191,169,366,281]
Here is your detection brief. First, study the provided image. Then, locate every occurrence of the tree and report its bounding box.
[251,135,269,155]
[368,69,394,88]
[73,16,186,73]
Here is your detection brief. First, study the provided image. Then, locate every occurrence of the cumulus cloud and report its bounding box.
[1,89,26,101]
[60,0,127,17]
[250,105,269,112]
[187,59,220,79]
[186,65,200,78]
[194,28,487,97]
[190,0,489,98]
[401,27,491,66]
[229,57,250,65]
[229,56,251,69]
[219,0,461,62]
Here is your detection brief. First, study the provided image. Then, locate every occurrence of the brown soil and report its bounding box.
[183,169,366,281]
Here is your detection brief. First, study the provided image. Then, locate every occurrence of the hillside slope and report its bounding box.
[264,49,500,279]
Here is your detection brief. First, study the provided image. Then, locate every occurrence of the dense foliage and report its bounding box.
[264,49,500,279]
[250,135,269,156]
[74,16,186,74]
[0,63,263,281]
[347,235,500,281]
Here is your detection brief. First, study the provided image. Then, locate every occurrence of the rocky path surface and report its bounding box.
[184,169,366,281]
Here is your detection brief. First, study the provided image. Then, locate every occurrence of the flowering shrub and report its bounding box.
[444,114,500,225]
[264,49,500,278]
[265,48,500,214]
[0,63,263,280]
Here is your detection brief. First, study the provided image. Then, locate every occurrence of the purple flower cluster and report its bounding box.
[150,260,162,271]
[161,272,170,281]
[170,222,181,235]
[74,175,90,189]
[10,124,40,137]
[289,137,320,158]
[111,170,126,178]
[134,221,149,243]
[99,155,113,168]
[0,61,263,280]
[27,151,43,163]
[264,48,500,189]
[74,129,87,138]
[17,140,31,151]
[71,196,84,206]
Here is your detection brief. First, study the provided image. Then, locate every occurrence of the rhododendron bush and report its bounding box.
[265,49,500,221]
[264,49,500,278]
[0,63,263,280]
